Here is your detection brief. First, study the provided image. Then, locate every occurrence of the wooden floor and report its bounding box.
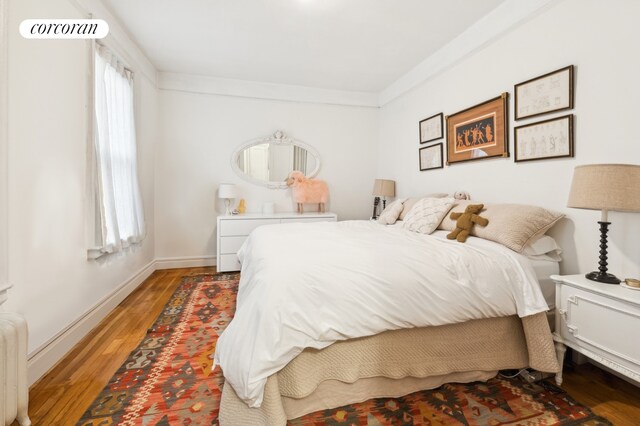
[23,267,640,425]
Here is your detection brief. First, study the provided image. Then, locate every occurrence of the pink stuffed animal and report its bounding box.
[286,171,329,213]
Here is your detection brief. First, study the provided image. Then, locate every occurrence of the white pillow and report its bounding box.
[522,235,563,262]
[377,199,406,225]
[403,197,455,234]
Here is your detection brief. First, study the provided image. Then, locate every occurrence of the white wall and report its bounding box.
[155,90,378,259]
[4,0,158,373]
[378,0,640,277]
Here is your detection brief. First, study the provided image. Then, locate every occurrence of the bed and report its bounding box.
[214,214,562,425]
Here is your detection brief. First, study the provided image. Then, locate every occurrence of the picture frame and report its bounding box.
[419,113,443,144]
[514,65,574,120]
[446,93,508,165]
[514,114,573,162]
[419,143,443,171]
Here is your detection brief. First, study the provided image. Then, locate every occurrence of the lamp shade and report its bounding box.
[567,164,640,213]
[218,183,237,199]
[372,179,395,197]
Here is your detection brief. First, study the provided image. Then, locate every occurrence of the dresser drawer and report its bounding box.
[219,236,247,254]
[280,217,335,224]
[219,219,280,236]
[558,285,640,374]
[218,254,241,272]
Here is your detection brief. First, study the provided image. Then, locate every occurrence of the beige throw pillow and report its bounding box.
[438,201,564,252]
[377,199,406,225]
[403,197,455,234]
[398,193,449,220]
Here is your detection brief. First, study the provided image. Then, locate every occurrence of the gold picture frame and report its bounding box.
[446,93,509,165]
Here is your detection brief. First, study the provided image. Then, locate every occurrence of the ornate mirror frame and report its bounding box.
[231,130,321,189]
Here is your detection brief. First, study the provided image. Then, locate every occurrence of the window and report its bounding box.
[88,45,145,259]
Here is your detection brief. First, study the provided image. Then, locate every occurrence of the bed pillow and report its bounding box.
[522,235,563,262]
[403,197,455,234]
[438,201,564,253]
[398,193,449,220]
[376,198,407,225]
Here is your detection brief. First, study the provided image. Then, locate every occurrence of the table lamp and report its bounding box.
[372,179,395,219]
[567,164,640,284]
[218,183,238,215]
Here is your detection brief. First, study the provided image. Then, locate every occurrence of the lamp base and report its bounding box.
[585,270,621,284]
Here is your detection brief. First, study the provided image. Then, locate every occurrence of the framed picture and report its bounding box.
[419,113,443,144]
[514,114,573,162]
[419,143,443,171]
[514,65,574,120]
[446,93,508,165]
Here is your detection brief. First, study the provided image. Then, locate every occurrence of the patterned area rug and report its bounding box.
[78,274,611,425]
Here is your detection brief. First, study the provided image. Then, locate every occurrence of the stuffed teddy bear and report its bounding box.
[446,203,489,243]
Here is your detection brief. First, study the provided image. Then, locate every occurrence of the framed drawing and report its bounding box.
[514,114,573,162]
[419,113,443,144]
[446,93,508,165]
[514,65,574,120]
[419,143,443,171]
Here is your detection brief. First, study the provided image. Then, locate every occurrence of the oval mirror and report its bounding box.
[231,130,321,189]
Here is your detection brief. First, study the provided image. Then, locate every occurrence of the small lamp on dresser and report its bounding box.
[567,164,640,284]
[372,179,395,219]
[218,183,238,215]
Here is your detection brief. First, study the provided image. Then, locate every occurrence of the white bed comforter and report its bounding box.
[214,220,548,408]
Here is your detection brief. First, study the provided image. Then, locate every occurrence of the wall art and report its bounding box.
[514,65,574,120]
[446,93,508,164]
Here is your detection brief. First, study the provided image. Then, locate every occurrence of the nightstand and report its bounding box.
[551,274,640,386]
[216,212,337,272]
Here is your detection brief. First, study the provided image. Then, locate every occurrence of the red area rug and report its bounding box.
[78,273,611,425]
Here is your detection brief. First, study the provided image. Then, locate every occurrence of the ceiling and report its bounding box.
[103,0,507,93]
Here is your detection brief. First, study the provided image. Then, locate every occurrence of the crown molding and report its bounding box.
[378,0,563,106]
[158,72,379,108]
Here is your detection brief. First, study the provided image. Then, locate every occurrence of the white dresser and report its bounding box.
[216,212,338,272]
[551,274,640,386]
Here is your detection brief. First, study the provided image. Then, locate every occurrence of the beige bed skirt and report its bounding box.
[219,312,559,426]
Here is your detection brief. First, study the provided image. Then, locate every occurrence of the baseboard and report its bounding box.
[26,260,156,386]
[26,255,217,386]
[154,255,216,270]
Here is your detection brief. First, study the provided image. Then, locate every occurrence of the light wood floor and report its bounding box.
[22,267,640,425]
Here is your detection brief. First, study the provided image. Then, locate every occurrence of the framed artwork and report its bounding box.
[514,65,574,120]
[446,93,508,165]
[419,113,443,144]
[514,114,573,162]
[419,143,443,171]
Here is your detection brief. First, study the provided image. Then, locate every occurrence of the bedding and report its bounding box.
[402,197,455,233]
[397,193,448,220]
[219,312,558,424]
[214,220,550,408]
[523,234,563,261]
[438,201,564,252]
[376,198,406,224]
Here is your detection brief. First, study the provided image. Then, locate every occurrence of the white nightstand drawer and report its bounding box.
[281,217,336,224]
[219,236,247,254]
[219,254,241,272]
[558,284,640,376]
[219,218,280,236]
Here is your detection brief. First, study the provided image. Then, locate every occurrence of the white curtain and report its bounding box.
[90,45,145,258]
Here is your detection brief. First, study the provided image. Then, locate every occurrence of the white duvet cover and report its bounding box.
[214,220,548,408]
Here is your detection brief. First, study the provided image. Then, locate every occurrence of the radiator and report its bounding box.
[0,313,30,426]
